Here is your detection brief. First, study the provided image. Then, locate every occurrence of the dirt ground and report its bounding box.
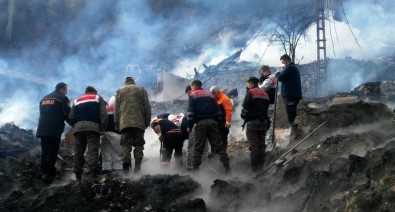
[1,93,395,211]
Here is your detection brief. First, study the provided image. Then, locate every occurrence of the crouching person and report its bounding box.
[69,86,107,181]
[101,96,122,173]
[150,118,187,168]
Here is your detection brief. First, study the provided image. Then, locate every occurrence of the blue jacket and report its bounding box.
[276,62,302,99]
[187,88,221,129]
[36,90,71,138]
[72,94,101,124]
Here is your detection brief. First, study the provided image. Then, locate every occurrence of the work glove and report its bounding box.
[225,121,231,128]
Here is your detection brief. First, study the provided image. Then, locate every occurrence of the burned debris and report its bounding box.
[0,123,39,158]
[1,174,202,211]
[1,82,395,211]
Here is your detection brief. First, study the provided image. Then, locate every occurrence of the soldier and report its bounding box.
[114,77,151,174]
[187,80,230,174]
[69,86,107,181]
[241,77,270,172]
[184,85,209,170]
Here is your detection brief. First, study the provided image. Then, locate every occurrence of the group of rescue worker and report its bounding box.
[35,53,302,183]
[37,76,151,182]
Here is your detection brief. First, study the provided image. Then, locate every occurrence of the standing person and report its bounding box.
[150,118,186,168]
[114,76,151,174]
[101,95,122,173]
[184,85,209,170]
[241,77,270,172]
[36,82,71,183]
[69,86,107,181]
[275,54,302,143]
[187,80,230,174]
[209,86,233,153]
[258,65,277,145]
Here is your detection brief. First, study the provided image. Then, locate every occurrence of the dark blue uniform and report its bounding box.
[151,118,185,163]
[187,88,230,172]
[36,89,71,178]
[241,86,270,172]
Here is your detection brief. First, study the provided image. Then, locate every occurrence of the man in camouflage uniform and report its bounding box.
[114,77,151,174]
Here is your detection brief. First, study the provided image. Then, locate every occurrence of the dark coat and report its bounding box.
[36,90,71,138]
[187,88,221,129]
[241,86,269,121]
[69,94,107,134]
[276,62,302,99]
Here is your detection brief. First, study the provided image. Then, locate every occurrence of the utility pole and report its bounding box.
[316,0,327,96]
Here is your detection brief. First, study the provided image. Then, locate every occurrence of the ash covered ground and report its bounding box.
[1,82,395,211]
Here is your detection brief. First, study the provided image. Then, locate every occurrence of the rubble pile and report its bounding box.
[1,174,203,211]
[260,101,395,211]
[150,99,188,117]
[209,178,271,211]
[0,123,40,158]
[1,87,395,211]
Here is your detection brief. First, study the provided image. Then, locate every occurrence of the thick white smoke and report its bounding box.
[0,0,394,128]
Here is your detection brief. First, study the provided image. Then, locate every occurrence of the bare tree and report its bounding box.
[270,1,316,62]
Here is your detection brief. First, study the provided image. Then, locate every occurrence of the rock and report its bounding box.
[170,198,207,212]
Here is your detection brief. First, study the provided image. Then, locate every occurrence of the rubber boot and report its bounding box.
[134,160,141,173]
[123,162,131,174]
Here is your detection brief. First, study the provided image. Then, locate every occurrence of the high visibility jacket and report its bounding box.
[216,91,233,122]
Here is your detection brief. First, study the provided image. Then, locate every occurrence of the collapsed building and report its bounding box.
[153,51,395,105]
